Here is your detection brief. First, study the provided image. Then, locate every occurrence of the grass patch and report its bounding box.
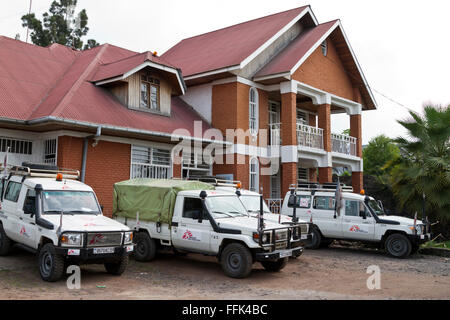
[421,240,450,249]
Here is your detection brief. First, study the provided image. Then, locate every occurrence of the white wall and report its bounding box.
[180,83,212,123]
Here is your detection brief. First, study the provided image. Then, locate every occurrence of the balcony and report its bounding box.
[297,123,323,150]
[331,133,357,156]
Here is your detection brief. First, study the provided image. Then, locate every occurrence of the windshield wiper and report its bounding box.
[212,211,234,218]
[248,209,271,214]
[65,210,98,215]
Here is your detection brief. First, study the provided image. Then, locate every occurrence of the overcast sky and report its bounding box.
[1,0,449,144]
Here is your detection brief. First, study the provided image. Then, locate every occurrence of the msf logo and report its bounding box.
[20,226,30,238]
[89,233,105,245]
[182,230,193,240]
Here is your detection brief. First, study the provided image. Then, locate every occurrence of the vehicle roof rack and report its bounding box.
[187,175,241,188]
[289,182,353,193]
[6,163,80,180]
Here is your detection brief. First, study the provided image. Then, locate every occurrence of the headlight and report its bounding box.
[252,232,271,244]
[60,233,83,247]
[408,225,422,235]
[124,231,133,244]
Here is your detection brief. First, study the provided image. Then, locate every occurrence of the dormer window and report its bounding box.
[140,74,160,110]
[321,40,328,56]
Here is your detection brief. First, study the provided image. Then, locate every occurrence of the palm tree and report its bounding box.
[388,105,450,223]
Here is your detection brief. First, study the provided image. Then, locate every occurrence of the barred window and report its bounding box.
[0,137,32,155]
[44,139,57,164]
[182,151,212,178]
[131,146,171,179]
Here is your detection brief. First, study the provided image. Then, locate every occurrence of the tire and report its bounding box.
[320,239,333,248]
[38,243,65,282]
[220,243,253,278]
[104,255,129,275]
[385,233,412,258]
[306,227,322,249]
[133,232,156,262]
[0,224,12,256]
[261,257,288,272]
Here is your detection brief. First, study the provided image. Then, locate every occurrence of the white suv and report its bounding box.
[0,163,133,281]
[281,183,431,258]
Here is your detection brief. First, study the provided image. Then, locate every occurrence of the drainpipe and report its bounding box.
[81,126,102,182]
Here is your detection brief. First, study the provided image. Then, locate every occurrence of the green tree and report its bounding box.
[21,0,99,50]
[388,105,450,223]
[363,135,400,177]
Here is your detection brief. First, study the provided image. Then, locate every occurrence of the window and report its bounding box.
[182,151,212,178]
[321,40,328,56]
[4,181,22,202]
[298,167,308,183]
[140,74,160,110]
[23,189,36,215]
[44,139,57,164]
[0,137,32,155]
[249,87,259,135]
[131,146,171,179]
[288,195,311,208]
[345,200,370,217]
[182,197,206,220]
[313,196,335,210]
[249,157,259,192]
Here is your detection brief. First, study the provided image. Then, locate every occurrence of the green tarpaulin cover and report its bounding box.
[113,179,214,224]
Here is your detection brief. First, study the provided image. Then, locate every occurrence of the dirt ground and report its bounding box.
[0,244,449,300]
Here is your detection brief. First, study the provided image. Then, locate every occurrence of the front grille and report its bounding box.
[87,232,122,247]
[275,230,288,241]
[275,241,287,250]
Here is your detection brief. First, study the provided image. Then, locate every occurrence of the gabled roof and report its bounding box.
[254,20,376,110]
[254,20,339,79]
[0,36,209,138]
[161,6,315,79]
[91,51,186,94]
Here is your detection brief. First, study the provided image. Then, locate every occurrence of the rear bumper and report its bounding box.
[55,245,134,262]
[255,247,303,262]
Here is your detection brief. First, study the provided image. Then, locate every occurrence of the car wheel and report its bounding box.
[133,232,156,262]
[385,233,412,258]
[220,243,253,278]
[38,243,65,282]
[104,255,129,275]
[0,224,12,256]
[306,227,322,249]
[261,257,288,272]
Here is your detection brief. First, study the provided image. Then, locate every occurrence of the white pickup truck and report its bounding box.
[113,179,304,278]
[0,163,133,281]
[280,182,432,258]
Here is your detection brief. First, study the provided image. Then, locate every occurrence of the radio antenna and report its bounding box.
[25,0,33,43]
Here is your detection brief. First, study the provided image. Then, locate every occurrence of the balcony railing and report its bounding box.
[297,123,323,150]
[331,133,357,156]
[269,123,281,146]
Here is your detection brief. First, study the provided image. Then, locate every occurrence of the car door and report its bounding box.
[341,200,376,241]
[312,195,341,237]
[19,188,39,249]
[1,180,24,242]
[171,197,212,253]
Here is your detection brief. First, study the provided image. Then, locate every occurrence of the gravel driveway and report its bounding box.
[0,244,448,300]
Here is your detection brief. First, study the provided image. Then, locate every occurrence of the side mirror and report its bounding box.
[288,195,296,207]
[192,211,203,223]
[359,210,367,219]
[100,205,104,212]
[23,204,34,215]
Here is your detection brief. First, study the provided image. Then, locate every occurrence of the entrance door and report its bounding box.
[341,200,376,240]
[171,197,212,253]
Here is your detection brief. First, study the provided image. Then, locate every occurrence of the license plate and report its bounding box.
[93,247,115,254]
[279,250,292,258]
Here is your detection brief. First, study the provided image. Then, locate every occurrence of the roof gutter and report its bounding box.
[18,116,230,146]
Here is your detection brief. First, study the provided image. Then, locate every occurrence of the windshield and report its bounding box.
[42,191,100,215]
[206,196,248,219]
[240,196,271,214]
[368,199,384,216]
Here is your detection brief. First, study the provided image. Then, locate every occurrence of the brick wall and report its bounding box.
[57,136,131,217]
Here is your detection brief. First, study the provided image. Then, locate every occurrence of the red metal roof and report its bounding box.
[161,6,309,77]
[0,36,210,136]
[254,20,338,78]
[91,51,177,82]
